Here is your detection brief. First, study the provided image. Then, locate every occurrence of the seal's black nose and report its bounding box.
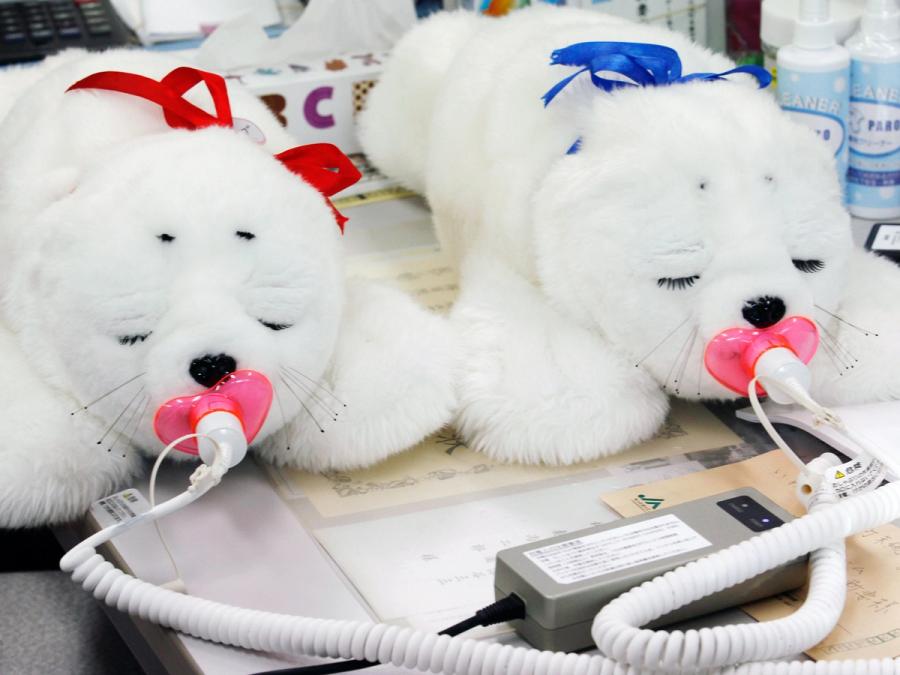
[189,353,237,388]
[742,296,786,329]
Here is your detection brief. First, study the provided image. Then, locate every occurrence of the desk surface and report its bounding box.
[54,201,881,675]
[58,403,830,675]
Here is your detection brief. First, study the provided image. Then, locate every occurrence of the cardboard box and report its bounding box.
[228,51,388,155]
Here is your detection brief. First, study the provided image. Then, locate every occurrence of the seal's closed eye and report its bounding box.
[657,276,700,290]
[118,332,152,346]
[793,259,825,273]
[259,320,291,331]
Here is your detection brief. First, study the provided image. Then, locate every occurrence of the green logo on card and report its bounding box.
[637,494,664,510]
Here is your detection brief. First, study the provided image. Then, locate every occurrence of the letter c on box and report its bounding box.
[304,86,335,129]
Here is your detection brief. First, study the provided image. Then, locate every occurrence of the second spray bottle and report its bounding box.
[777,0,900,218]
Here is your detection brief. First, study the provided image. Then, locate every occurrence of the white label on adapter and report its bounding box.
[90,488,150,529]
[814,454,886,506]
[524,514,712,585]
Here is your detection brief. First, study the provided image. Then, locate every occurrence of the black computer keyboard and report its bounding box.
[0,0,135,65]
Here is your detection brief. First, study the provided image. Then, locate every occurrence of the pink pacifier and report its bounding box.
[704,316,819,397]
[154,369,273,465]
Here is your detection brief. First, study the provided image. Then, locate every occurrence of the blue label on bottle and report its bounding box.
[848,59,900,211]
[778,65,850,195]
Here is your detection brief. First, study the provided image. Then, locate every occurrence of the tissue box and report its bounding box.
[229,52,388,154]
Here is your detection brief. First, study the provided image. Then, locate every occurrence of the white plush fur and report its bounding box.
[361,7,900,464]
[0,50,457,528]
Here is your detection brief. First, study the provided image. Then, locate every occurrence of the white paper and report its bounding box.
[313,461,704,632]
[193,12,276,70]
[142,0,282,41]
[196,0,417,70]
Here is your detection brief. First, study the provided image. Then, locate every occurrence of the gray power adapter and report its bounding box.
[494,488,807,652]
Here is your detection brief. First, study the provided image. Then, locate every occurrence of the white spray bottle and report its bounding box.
[777,0,851,196]
[846,0,900,219]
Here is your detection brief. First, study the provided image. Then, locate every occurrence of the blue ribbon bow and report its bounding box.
[542,42,772,154]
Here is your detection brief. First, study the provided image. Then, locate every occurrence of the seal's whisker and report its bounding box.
[281,368,339,420]
[815,319,854,369]
[814,319,859,365]
[284,366,347,407]
[122,396,152,457]
[821,335,852,371]
[814,305,879,337]
[664,327,697,393]
[673,328,698,396]
[71,372,145,415]
[817,335,847,375]
[96,386,145,446]
[695,344,705,397]
[108,394,148,455]
[634,316,691,368]
[279,375,325,434]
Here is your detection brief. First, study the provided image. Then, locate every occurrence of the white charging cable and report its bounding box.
[148,436,201,593]
[65,432,225,557]
[61,370,900,674]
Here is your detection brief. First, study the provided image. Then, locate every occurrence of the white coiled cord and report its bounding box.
[61,406,900,674]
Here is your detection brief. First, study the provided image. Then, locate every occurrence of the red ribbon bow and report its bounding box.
[67,67,361,232]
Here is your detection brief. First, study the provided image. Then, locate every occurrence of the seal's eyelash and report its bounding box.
[259,320,292,331]
[793,259,825,273]
[157,233,175,243]
[657,276,700,290]
[236,231,256,240]
[118,332,152,346]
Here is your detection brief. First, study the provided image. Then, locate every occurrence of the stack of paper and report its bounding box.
[141,0,282,43]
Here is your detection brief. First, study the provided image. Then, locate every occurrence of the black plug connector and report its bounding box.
[252,594,526,675]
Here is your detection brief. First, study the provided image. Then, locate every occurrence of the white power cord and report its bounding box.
[748,376,812,471]
[61,379,900,674]
[148,435,198,593]
[67,432,225,558]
